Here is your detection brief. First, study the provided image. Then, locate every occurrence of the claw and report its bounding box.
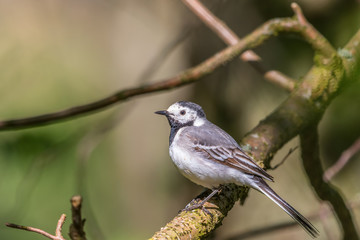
[183,201,213,217]
[181,187,222,217]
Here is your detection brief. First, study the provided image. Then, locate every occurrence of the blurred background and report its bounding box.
[0,0,359,239]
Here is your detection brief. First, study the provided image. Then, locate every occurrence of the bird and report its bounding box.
[155,101,319,238]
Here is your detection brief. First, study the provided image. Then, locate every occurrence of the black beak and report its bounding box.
[155,110,168,116]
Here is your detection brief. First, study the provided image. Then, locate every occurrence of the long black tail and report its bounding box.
[254,179,319,238]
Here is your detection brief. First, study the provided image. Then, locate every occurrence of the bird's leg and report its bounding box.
[184,186,222,214]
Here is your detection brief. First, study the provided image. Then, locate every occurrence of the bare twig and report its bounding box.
[182,0,239,45]
[300,126,359,239]
[264,70,296,90]
[291,2,336,58]
[181,0,296,91]
[241,3,341,164]
[6,223,58,239]
[6,214,66,240]
[270,146,298,170]
[69,196,86,240]
[323,137,360,182]
[56,214,66,240]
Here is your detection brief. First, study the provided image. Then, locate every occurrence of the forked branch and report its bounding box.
[6,196,88,240]
[182,0,296,91]
[6,214,66,240]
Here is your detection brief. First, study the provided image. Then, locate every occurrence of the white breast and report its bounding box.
[169,127,252,189]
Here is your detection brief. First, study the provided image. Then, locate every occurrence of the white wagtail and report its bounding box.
[155,101,318,238]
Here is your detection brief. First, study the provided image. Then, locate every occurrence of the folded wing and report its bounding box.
[194,145,274,182]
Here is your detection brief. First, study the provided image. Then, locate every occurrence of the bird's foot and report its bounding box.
[180,187,222,216]
[182,200,212,216]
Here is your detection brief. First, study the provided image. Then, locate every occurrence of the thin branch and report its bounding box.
[270,146,298,170]
[264,70,295,90]
[291,3,336,59]
[323,137,360,182]
[344,28,360,58]
[241,3,340,165]
[182,0,240,45]
[300,126,359,239]
[56,214,66,240]
[6,214,66,240]
[0,5,335,131]
[5,223,58,240]
[181,0,296,91]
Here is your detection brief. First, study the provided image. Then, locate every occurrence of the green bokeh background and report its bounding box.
[0,1,359,239]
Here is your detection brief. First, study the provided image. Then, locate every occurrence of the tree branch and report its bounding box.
[69,195,86,240]
[5,196,89,240]
[181,0,296,91]
[300,126,359,239]
[150,184,248,239]
[180,0,243,46]
[291,3,336,58]
[0,3,334,131]
[323,137,360,182]
[6,214,66,240]
[342,28,360,79]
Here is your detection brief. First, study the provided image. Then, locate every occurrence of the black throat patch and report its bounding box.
[168,119,194,146]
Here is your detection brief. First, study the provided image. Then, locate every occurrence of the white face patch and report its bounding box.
[166,103,198,125]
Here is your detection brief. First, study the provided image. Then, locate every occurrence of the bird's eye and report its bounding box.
[180,110,186,115]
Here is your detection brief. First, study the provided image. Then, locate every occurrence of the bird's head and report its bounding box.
[155,101,206,128]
